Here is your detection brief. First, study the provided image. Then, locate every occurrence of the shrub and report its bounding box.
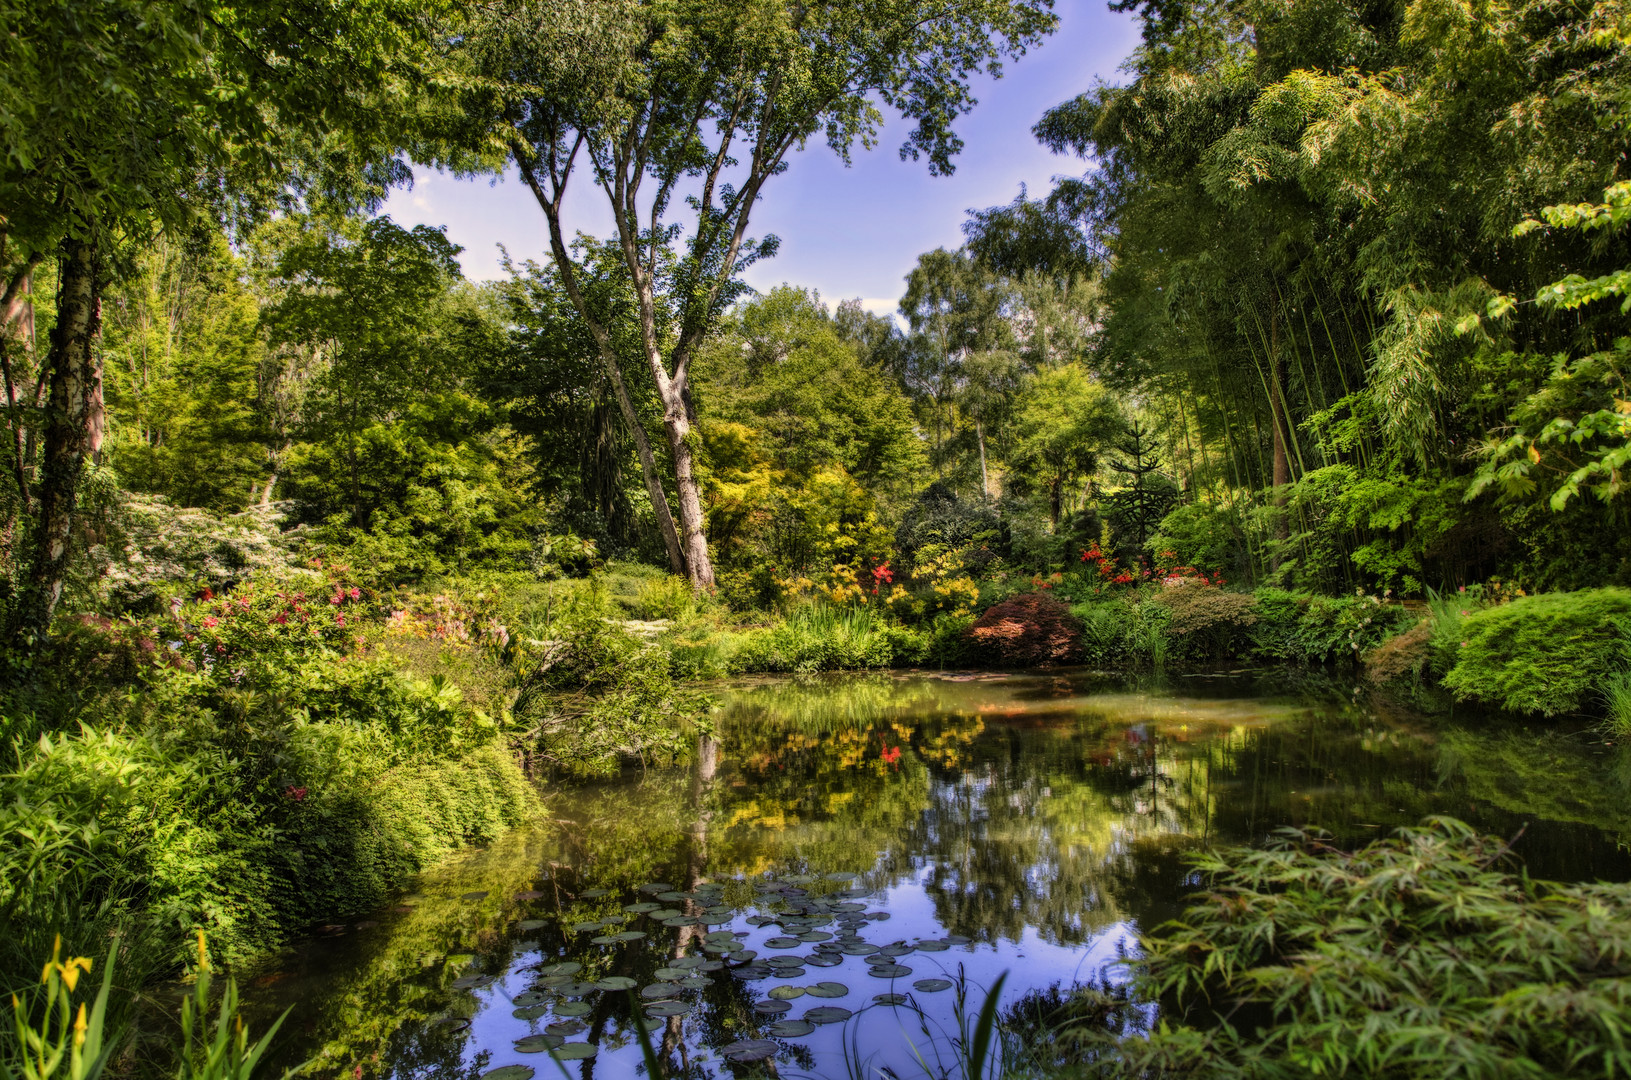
[967,594,1085,667]
[1249,588,1411,666]
[1061,818,1631,1078]
[1145,501,1249,581]
[1442,588,1631,715]
[1150,586,1257,663]
[1073,599,1136,666]
[1362,617,1434,686]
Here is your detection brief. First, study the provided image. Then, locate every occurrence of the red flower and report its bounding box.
[348,587,361,601]
[201,616,219,629]
[880,746,901,766]
[272,613,288,625]
[284,785,309,802]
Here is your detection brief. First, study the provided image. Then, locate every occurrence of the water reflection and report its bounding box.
[251,671,1631,1079]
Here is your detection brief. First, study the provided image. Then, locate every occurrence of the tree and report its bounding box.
[1007,363,1123,528]
[1104,419,1178,554]
[0,0,433,639]
[449,0,1058,589]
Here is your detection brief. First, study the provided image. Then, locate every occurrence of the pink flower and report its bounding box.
[348,587,361,601]
[201,616,219,628]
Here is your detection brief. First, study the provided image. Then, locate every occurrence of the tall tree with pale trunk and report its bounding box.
[449,0,1058,589]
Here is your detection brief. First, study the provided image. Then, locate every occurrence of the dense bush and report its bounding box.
[1,571,541,989]
[1442,588,1631,716]
[968,594,1085,667]
[1058,818,1631,1078]
[1149,585,1258,664]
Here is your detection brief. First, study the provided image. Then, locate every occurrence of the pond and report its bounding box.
[246,669,1631,1078]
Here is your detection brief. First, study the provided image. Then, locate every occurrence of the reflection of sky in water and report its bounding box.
[455,871,1143,1078]
[249,670,1631,1080]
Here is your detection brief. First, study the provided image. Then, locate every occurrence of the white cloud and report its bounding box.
[858,297,900,320]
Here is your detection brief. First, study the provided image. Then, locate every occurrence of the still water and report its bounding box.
[248,670,1631,1078]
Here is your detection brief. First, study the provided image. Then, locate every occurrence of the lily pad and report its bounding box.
[804,1005,853,1025]
[768,984,805,1000]
[538,962,582,977]
[654,967,689,980]
[868,964,912,979]
[513,991,549,1007]
[698,959,725,971]
[644,1000,692,1017]
[880,944,915,957]
[548,1043,596,1061]
[579,888,610,898]
[669,955,703,969]
[481,1067,532,1080]
[839,942,880,955]
[513,1034,562,1053]
[722,1039,779,1063]
[797,931,834,942]
[430,1016,471,1033]
[560,982,601,996]
[782,874,816,885]
[545,1019,587,1036]
[764,937,802,950]
[766,1018,815,1037]
[516,919,548,931]
[614,930,647,941]
[623,902,660,914]
[571,922,604,934]
[913,978,953,993]
[679,976,713,989]
[512,1005,549,1021]
[832,902,866,912]
[595,976,638,991]
[752,999,792,1015]
[873,993,908,1006]
[451,974,494,990]
[534,975,572,989]
[514,890,546,900]
[736,966,771,980]
[661,916,703,928]
[555,1001,592,1017]
[649,909,682,921]
[915,940,949,952]
[806,981,847,998]
[638,882,674,894]
[771,968,807,981]
[589,935,618,945]
[943,934,971,945]
[805,954,843,968]
[655,892,687,902]
[641,982,683,999]
[461,891,490,901]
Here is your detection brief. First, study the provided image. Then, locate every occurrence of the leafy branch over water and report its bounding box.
[1048,818,1631,1078]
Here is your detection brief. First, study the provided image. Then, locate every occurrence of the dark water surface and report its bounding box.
[247,670,1631,1078]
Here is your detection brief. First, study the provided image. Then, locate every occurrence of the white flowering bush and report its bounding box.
[92,495,305,612]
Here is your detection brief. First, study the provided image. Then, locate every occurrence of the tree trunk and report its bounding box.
[604,357,687,576]
[977,419,989,500]
[1268,312,1291,544]
[662,392,715,590]
[15,236,102,640]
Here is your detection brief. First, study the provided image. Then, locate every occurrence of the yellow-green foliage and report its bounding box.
[1442,588,1631,716]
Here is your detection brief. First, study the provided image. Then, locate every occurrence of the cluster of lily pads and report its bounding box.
[458,872,974,1069]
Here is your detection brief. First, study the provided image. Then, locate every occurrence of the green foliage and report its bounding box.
[1606,671,1631,738]
[1064,818,1631,1079]
[1146,503,1248,582]
[4,939,115,1080]
[1442,588,1631,716]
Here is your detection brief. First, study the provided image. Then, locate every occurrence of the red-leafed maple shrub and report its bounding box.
[967,593,1084,667]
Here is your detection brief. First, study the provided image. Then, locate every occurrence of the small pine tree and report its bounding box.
[1104,421,1178,555]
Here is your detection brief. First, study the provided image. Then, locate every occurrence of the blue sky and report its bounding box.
[379,2,1142,318]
